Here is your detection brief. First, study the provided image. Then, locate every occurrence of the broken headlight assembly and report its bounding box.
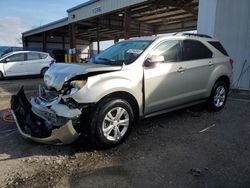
[63,80,87,96]
[69,80,87,95]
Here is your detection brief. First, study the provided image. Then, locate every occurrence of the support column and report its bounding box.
[22,37,28,50]
[138,24,141,37]
[69,23,77,62]
[42,32,47,52]
[62,35,65,49]
[124,8,131,40]
[114,36,119,44]
[88,38,93,58]
[97,19,100,54]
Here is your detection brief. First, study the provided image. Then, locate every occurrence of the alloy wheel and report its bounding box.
[102,107,130,141]
[213,85,226,107]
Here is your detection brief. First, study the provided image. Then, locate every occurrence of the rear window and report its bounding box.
[40,53,48,59]
[208,41,229,56]
[27,52,41,60]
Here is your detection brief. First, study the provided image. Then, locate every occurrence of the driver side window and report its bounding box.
[149,40,181,62]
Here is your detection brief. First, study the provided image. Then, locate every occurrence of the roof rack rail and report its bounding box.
[181,33,212,38]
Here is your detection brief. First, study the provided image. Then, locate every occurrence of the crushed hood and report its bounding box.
[44,63,122,90]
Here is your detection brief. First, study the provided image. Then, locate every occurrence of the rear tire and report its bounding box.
[90,98,134,149]
[0,71,4,80]
[208,81,228,111]
[40,67,48,77]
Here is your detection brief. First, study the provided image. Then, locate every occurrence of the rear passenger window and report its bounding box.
[27,53,41,60]
[181,40,213,61]
[149,40,182,62]
[40,53,48,59]
[208,41,228,56]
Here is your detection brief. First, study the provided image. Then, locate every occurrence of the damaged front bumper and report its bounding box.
[11,87,81,145]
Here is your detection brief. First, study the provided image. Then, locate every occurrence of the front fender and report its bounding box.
[71,71,143,107]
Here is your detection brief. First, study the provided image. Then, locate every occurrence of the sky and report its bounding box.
[0,0,88,46]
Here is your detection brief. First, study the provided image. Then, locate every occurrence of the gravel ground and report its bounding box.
[0,78,250,188]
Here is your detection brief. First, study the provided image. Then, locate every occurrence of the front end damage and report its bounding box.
[10,63,122,145]
[11,86,83,145]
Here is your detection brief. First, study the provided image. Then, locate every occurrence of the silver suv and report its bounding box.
[11,33,233,148]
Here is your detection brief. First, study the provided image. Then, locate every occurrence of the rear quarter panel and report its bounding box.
[206,56,232,97]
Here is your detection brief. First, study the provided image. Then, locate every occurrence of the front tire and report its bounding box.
[208,81,228,111]
[90,98,134,149]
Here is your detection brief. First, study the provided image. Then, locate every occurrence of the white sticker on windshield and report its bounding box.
[127,49,143,54]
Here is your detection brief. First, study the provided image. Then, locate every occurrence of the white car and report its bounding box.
[0,51,54,79]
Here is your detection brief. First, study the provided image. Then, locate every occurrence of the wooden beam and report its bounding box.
[138,11,194,23]
[146,15,196,24]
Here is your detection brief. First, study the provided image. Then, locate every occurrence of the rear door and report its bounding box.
[26,52,44,74]
[3,53,26,76]
[180,39,214,99]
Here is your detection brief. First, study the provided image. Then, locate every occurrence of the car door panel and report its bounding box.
[180,40,214,99]
[144,39,213,115]
[3,53,26,76]
[178,59,211,99]
[144,40,188,114]
[144,62,190,114]
[26,52,43,75]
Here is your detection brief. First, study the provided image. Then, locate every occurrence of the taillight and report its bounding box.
[229,59,234,69]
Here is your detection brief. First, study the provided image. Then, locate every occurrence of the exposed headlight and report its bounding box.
[69,80,87,95]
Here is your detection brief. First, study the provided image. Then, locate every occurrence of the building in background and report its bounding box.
[22,0,250,91]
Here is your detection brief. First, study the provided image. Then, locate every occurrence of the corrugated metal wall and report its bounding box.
[198,0,250,90]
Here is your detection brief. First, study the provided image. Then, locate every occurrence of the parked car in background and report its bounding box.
[11,33,233,148]
[0,51,55,79]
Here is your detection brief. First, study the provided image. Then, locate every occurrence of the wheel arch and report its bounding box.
[96,91,140,121]
[214,75,230,92]
[40,67,49,75]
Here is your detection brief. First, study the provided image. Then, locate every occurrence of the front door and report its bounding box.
[3,53,26,76]
[144,40,188,114]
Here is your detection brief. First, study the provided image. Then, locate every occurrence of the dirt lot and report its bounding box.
[0,78,250,188]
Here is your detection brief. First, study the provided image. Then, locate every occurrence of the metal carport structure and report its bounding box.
[22,0,198,62]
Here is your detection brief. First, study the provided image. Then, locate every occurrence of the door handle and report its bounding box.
[208,61,214,66]
[177,67,185,73]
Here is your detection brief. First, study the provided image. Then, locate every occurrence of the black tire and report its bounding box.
[208,81,228,111]
[41,67,48,76]
[90,98,134,149]
[0,71,3,80]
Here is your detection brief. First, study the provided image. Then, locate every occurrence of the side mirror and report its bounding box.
[5,58,10,63]
[144,55,165,68]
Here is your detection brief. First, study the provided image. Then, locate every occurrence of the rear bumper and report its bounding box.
[11,87,80,145]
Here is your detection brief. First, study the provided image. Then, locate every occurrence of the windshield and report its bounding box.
[0,52,13,60]
[90,40,152,65]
